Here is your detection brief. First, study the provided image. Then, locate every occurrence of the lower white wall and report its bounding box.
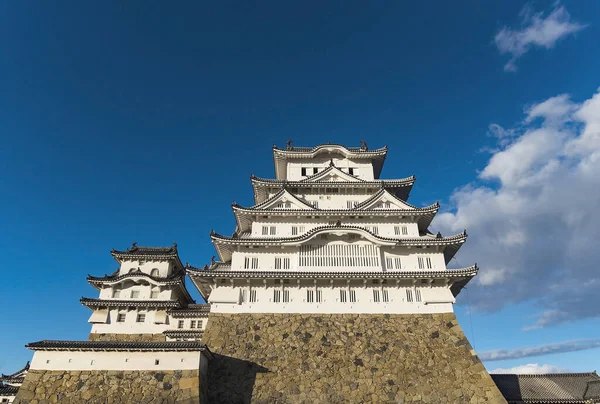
[30,351,201,371]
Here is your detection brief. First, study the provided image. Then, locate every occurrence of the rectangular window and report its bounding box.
[394,226,401,235]
[240,289,247,303]
[244,257,250,269]
[402,226,408,235]
[270,226,276,235]
[349,289,357,303]
[273,289,281,303]
[276,202,284,209]
[406,289,414,302]
[348,167,354,175]
[371,226,379,235]
[150,290,159,299]
[339,289,347,303]
[418,257,425,269]
[178,320,184,329]
[244,257,259,269]
[394,257,402,270]
[292,226,298,235]
[117,313,126,323]
[301,167,307,176]
[130,290,140,299]
[252,258,258,269]
[250,289,257,303]
[382,289,389,303]
[283,289,290,302]
[311,201,318,209]
[385,257,393,270]
[415,289,422,302]
[384,202,391,208]
[307,290,314,303]
[313,167,319,174]
[191,320,196,328]
[136,313,146,323]
[373,289,381,303]
[275,257,290,270]
[112,290,120,298]
[346,200,359,209]
[262,226,268,235]
[316,289,322,303]
[198,320,203,328]
[426,257,432,269]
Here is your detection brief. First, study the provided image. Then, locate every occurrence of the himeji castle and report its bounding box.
[15,142,599,403]
[188,142,474,317]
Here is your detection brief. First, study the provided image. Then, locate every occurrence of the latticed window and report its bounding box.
[385,257,393,270]
[244,257,259,269]
[262,226,268,235]
[339,289,347,303]
[198,320,203,328]
[150,290,159,299]
[178,320,184,329]
[373,289,381,303]
[117,313,126,322]
[130,290,140,299]
[402,226,408,235]
[406,289,414,302]
[316,289,322,303]
[275,257,290,270]
[136,313,146,323]
[191,320,196,328]
[349,289,357,303]
[249,289,257,302]
[382,289,389,303]
[347,200,358,209]
[299,243,380,267]
[273,289,281,303]
[394,257,402,269]
[283,289,290,303]
[415,289,422,302]
[307,290,314,303]
[112,289,120,298]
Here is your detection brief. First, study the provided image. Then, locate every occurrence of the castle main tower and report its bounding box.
[188,142,506,403]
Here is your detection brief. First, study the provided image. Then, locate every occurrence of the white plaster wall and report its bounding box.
[119,260,173,277]
[230,244,447,272]
[209,285,454,314]
[166,317,208,332]
[99,282,174,300]
[29,350,202,371]
[90,309,171,334]
[0,394,15,403]
[286,157,375,181]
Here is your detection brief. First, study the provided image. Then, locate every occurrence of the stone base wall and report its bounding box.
[14,369,201,404]
[88,333,166,342]
[203,313,506,403]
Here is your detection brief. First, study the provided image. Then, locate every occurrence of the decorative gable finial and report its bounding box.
[211,256,216,265]
[436,232,442,238]
[360,140,368,150]
[286,139,293,150]
[329,158,335,167]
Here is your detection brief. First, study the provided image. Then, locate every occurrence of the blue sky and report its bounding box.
[1,1,599,374]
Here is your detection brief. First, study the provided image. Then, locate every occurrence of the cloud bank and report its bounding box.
[435,87,600,328]
[494,4,587,71]
[489,363,570,374]
[480,339,600,362]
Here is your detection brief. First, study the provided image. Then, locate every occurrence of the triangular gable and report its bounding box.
[252,189,315,210]
[354,189,418,210]
[301,166,363,183]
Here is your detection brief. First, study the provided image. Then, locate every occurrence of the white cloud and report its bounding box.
[480,339,600,361]
[435,88,600,328]
[489,363,570,374]
[494,4,587,72]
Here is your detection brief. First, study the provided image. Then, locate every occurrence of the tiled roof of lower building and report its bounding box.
[0,383,19,396]
[491,372,600,403]
[26,340,212,354]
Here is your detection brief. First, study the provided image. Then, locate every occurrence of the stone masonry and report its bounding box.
[88,333,166,342]
[202,313,507,403]
[14,369,201,404]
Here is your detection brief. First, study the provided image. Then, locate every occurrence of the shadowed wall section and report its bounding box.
[202,313,507,403]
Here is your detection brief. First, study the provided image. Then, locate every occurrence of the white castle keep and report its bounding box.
[188,141,475,316]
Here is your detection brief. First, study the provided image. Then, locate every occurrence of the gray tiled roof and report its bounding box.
[0,383,18,396]
[491,372,600,403]
[26,340,210,353]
